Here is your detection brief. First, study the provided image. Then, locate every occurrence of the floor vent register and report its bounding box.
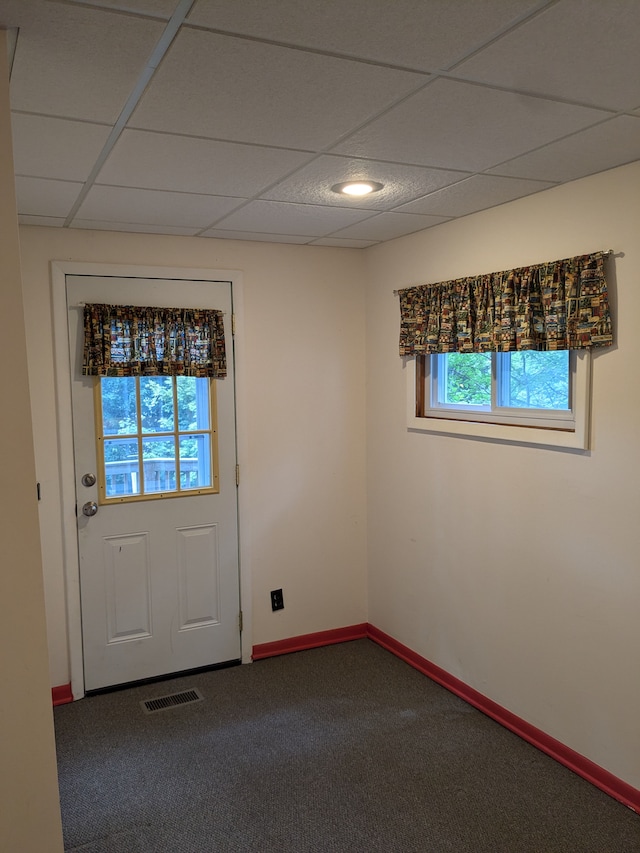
[141,688,204,714]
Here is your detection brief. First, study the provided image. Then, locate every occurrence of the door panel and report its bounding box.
[67,275,240,691]
[176,523,220,628]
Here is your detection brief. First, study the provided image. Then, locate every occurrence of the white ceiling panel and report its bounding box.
[187,0,541,72]
[9,3,165,123]
[12,114,112,182]
[66,0,177,16]
[7,0,640,246]
[76,186,242,228]
[333,212,451,242]
[130,28,427,149]
[15,176,83,218]
[212,200,376,237]
[334,79,610,172]
[18,215,66,227]
[260,155,469,209]
[310,237,379,248]
[199,229,312,244]
[72,219,200,235]
[488,117,640,183]
[397,175,555,217]
[98,130,312,196]
[453,0,640,111]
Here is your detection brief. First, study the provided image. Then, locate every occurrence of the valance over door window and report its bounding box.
[82,303,227,378]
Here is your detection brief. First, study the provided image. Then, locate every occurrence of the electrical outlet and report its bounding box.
[270,588,284,611]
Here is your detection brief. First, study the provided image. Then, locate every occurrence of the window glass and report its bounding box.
[140,376,174,433]
[179,435,211,490]
[103,438,140,497]
[500,351,569,410]
[96,376,217,502]
[438,352,491,407]
[101,376,137,436]
[177,376,210,431]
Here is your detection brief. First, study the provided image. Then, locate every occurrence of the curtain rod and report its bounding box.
[72,303,227,312]
[392,249,615,296]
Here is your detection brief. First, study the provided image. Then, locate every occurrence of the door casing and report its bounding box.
[51,262,252,700]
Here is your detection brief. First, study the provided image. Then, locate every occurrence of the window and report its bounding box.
[408,350,591,450]
[425,350,572,428]
[397,251,612,450]
[96,375,218,502]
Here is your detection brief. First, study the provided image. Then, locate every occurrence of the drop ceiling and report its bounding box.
[3,0,640,247]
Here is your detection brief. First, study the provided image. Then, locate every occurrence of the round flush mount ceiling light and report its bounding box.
[331,181,384,196]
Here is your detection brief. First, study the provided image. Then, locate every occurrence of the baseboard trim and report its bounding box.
[367,624,640,814]
[252,623,368,661]
[52,683,73,706]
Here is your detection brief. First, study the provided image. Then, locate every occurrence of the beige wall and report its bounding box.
[16,155,640,797]
[0,33,63,852]
[364,161,640,789]
[18,226,368,688]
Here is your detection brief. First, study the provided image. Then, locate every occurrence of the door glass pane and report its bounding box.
[103,439,140,497]
[180,435,211,490]
[177,376,210,431]
[97,376,216,502]
[503,351,569,409]
[140,376,174,433]
[101,377,137,435]
[143,436,177,493]
[440,352,491,406]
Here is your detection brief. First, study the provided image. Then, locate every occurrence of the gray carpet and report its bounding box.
[54,639,640,852]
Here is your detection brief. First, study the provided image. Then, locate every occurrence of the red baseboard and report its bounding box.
[252,623,368,660]
[367,624,640,814]
[52,683,73,706]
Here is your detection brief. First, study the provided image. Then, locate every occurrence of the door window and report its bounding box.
[96,375,218,502]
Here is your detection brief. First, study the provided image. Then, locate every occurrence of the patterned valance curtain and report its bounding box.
[82,304,227,378]
[398,252,613,356]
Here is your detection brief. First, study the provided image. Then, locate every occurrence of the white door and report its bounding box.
[67,275,240,692]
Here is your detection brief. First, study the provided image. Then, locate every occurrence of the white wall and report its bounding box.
[18,227,368,688]
[365,161,640,789]
[18,159,640,795]
[0,33,63,852]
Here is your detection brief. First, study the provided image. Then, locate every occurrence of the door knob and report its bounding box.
[82,501,98,517]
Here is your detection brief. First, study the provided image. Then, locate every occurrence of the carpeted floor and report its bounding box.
[54,639,640,852]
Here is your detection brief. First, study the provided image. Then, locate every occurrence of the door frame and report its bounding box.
[51,261,252,700]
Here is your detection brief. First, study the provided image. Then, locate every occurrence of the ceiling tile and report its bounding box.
[98,130,312,196]
[75,186,242,228]
[396,175,555,217]
[261,155,469,209]
[211,200,377,237]
[187,0,539,72]
[18,215,66,227]
[199,230,312,244]
[12,114,111,182]
[66,1,177,16]
[332,212,451,241]
[15,176,83,218]
[488,117,640,183]
[310,237,379,248]
[130,28,426,149]
[9,3,165,122]
[453,0,640,111]
[333,79,610,171]
[72,219,200,235]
